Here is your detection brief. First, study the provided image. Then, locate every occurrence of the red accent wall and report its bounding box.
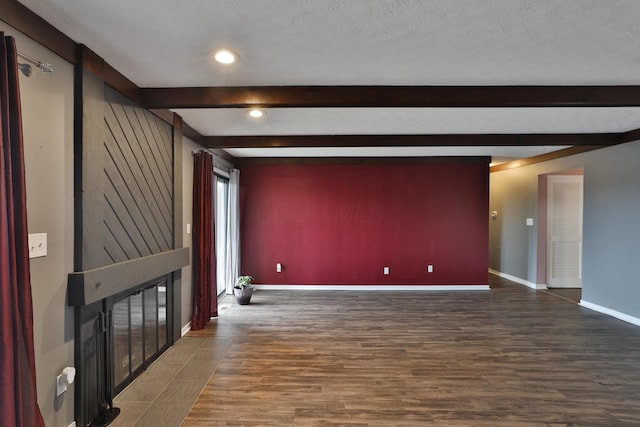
[240,161,488,285]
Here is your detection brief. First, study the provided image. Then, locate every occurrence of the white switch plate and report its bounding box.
[428,265,434,273]
[186,223,191,234]
[526,218,534,226]
[383,266,390,275]
[28,233,47,258]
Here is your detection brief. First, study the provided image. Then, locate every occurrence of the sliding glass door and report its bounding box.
[215,175,229,296]
[213,169,240,298]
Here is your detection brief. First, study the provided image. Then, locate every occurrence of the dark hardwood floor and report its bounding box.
[181,276,640,426]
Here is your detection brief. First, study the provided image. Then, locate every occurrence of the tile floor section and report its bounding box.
[110,300,233,427]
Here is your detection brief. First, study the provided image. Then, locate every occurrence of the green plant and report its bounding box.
[235,275,254,289]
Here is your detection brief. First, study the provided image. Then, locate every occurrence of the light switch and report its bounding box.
[28,233,47,258]
[186,223,191,234]
[383,266,390,275]
[526,218,534,226]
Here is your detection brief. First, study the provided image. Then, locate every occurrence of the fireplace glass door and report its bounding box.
[113,278,169,392]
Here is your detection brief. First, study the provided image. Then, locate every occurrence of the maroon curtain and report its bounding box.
[0,34,45,427]
[191,151,217,330]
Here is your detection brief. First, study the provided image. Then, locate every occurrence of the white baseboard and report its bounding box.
[488,269,547,290]
[181,322,191,337]
[579,300,640,326]
[253,284,490,291]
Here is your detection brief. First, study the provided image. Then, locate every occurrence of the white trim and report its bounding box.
[488,268,547,290]
[181,322,191,337]
[253,284,490,291]
[579,300,640,326]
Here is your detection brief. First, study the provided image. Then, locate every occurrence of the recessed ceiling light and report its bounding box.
[213,49,238,65]
[248,109,265,118]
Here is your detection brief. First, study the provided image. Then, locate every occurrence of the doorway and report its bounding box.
[546,174,583,289]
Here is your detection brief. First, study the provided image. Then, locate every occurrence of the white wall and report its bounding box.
[1,22,76,427]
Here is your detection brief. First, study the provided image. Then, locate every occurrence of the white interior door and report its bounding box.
[547,175,583,288]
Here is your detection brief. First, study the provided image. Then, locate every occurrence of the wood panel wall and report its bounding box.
[70,68,187,308]
[103,87,174,264]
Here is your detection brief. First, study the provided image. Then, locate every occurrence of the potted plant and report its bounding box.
[233,275,255,305]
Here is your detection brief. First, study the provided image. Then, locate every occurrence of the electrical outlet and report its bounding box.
[427,265,434,273]
[383,266,390,275]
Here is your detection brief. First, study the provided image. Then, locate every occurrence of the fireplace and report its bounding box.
[73,276,170,426]
[69,249,188,426]
[71,70,189,426]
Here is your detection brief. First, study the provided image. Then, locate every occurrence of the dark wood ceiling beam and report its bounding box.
[202,133,621,149]
[179,122,236,162]
[182,121,206,145]
[490,146,609,172]
[236,156,491,166]
[140,86,640,109]
[76,45,140,103]
[621,127,640,143]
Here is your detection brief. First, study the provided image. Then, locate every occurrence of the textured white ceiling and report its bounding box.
[174,107,640,136]
[224,146,568,160]
[18,0,640,86]
[16,0,640,159]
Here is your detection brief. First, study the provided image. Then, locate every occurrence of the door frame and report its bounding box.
[536,168,584,288]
